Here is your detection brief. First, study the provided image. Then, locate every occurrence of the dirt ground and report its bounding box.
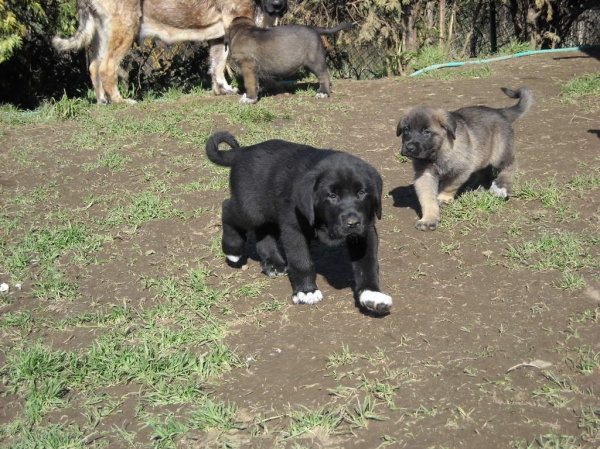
[1,49,599,448]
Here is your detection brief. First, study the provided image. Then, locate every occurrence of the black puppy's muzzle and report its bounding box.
[341,211,363,231]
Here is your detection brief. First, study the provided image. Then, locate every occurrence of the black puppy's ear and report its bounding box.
[375,173,383,220]
[292,172,316,226]
[396,115,407,137]
[368,167,384,220]
[436,109,457,140]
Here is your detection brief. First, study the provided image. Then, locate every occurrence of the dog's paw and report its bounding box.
[214,84,239,95]
[239,93,258,104]
[315,92,329,99]
[262,262,287,277]
[490,181,508,198]
[124,98,137,105]
[415,219,438,231]
[359,290,392,314]
[292,290,323,305]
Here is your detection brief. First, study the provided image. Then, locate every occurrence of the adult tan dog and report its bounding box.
[52,0,287,105]
[397,87,533,231]
[226,17,355,103]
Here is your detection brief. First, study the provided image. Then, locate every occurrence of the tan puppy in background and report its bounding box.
[397,87,533,231]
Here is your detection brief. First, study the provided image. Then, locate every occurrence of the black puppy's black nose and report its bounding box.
[404,142,416,152]
[347,218,360,228]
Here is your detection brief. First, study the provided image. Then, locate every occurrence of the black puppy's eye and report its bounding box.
[404,126,410,133]
[328,192,338,200]
[422,129,431,137]
[357,189,367,197]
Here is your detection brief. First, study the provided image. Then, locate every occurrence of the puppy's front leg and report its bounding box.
[414,168,441,231]
[347,227,392,314]
[280,227,322,305]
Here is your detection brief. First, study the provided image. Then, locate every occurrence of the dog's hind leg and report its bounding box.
[209,40,239,95]
[307,57,331,98]
[89,32,107,105]
[98,11,139,105]
[347,227,392,314]
[255,228,286,277]
[491,155,517,198]
[221,199,247,266]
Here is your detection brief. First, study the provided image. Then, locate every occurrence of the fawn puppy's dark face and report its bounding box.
[397,107,456,161]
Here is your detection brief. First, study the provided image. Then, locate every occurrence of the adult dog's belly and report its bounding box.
[139,20,225,44]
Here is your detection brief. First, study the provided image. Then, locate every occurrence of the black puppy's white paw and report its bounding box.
[292,290,323,305]
[359,290,392,314]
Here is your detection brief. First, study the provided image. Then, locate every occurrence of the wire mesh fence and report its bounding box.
[115,1,600,90]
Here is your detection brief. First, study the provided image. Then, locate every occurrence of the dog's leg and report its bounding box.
[239,61,259,104]
[308,58,331,99]
[315,71,331,99]
[414,170,441,231]
[89,32,107,105]
[221,199,247,266]
[209,40,239,95]
[99,13,138,105]
[491,155,517,198]
[347,227,392,314]
[280,228,322,305]
[255,229,286,277]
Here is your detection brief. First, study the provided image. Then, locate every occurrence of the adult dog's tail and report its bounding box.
[206,131,241,167]
[52,0,94,52]
[312,22,357,35]
[499,87,533,123]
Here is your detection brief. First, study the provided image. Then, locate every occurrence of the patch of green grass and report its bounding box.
[577,406,600,442]
[514,177,565,208]
[326,343,357,368]
[82,150,131,172]
[47,92,92,120]
[3,423,88,449]
[4,222,102,273]
[8,182,59,208]
[410,46,448,72]
[514,434,579,449]
[102,190,185,229]
[425,65,493,80]
[440,190,507,229]
[496,38,533,55]
[506,230,599,273]
[284,404,344,439]
[560,72,600,112]
[561,72,600,99]
[188,397,240,433]
[567,170,600,194]
[569,346,600,374]
[237,280,268,298]
[553,271,586,290]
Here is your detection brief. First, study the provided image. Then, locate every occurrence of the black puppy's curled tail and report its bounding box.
[500,87,533,123]
[205,131,241,167]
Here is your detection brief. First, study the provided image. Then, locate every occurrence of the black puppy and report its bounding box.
[206,131,392,314]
